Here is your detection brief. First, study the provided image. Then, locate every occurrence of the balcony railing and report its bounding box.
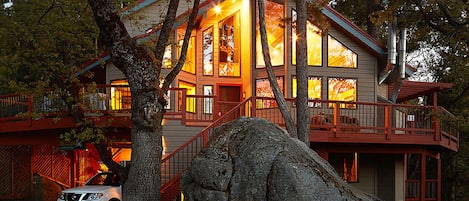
[0,85,459,150]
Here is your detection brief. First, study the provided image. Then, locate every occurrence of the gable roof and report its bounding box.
[79,1,387,74]
[322,6,386,58]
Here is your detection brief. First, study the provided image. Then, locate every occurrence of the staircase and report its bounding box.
[160,98,253,200]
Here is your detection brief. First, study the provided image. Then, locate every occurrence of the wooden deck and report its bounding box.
[0,86,459,152]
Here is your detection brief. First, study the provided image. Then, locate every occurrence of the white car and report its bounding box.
[57,172,122,201]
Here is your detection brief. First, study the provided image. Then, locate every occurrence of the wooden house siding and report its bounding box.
[162,119,204,154]
[122,0,199,38]
[106,64,126,82]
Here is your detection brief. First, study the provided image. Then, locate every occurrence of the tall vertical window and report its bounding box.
[292,10,322,66]
[178,36,196,74]
[162,45,172,69]
[328,77,356,109]
[256,0,284,68]
[219,14,240,77]
[255,77,284,109]
[202,27,214,75]
[292,76,322,107]
[328,35,357,68]
[203,85,213,114]
[178,81,196,113]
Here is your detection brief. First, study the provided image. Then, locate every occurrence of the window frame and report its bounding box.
[327,34,358,68]
[202,27,214,76]
[255,76,284,109]
[327,77,357,109]
[218,13,241,77]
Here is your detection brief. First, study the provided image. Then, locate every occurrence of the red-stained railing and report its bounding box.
[159,97,253,199]
[1,88,461,200]
[1,87,460,148]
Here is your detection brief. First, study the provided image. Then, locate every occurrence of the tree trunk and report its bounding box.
[258,0,297,139]
[87,0,163,200]
[88,0,199,200]
[295,0,310,145]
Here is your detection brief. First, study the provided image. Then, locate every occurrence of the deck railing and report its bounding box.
[0,87,459,146]
[0,87,460,200]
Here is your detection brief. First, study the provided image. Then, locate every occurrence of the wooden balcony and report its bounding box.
[0,86,459,152]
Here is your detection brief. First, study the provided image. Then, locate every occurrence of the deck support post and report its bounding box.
[420,153,426,201]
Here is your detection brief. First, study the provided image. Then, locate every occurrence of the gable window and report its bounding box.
[328,77,356,109]
[292,76,322,107]
[178,81,196,113]
[292,10,322,66]
[255,77,284,109]
[202,27,214,75]
[219,14,240,77]
[178,35,196,74]
[327,35,357,68]
[256,0,284,68]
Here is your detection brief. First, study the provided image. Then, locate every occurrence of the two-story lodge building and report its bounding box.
[0,0,459,200]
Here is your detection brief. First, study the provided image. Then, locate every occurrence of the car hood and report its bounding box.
[62,185,119,193]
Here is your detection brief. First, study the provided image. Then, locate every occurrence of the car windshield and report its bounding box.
[86,172,121,186]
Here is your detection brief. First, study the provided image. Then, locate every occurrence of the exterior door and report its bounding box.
[218,85,241,117]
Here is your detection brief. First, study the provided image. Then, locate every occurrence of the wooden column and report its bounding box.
[420,153,426,201]
[437,155,441,201]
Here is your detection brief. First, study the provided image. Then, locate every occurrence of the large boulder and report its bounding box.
[181,117,380,201]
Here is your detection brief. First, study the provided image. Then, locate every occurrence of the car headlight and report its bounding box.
[58,193,65,200]
[83,193,103,200]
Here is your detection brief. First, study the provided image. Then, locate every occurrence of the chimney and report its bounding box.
[398,28,407,79]
[387,20,397,65]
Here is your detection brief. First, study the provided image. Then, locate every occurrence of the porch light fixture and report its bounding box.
[214,5,221,14]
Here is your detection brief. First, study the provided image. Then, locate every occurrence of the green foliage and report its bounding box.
[0,0,99,94]
[333,1,469,200]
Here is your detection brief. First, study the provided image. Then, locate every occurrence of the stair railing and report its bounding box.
[160,97,254,193]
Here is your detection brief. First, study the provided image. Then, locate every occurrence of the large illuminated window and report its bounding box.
[110,80,131,110]
[292,76,322,107]
[255,77,284,109]
[219,14,240,77]
[256,0,284,68]
[328,77,356,109]
[178,81,196,113]
[292,10,322,66]
[202,27,214,76]
[328,35,357,68]
[178,35,196,74]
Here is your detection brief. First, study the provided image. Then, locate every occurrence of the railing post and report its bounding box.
[433,107,441,142]
[333,102,340,137]
[251,97,256,118]
[28,95,33,125]
[213,95,219,121]
[385,104,392,140]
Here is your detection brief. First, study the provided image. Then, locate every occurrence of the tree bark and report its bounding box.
[296,0,310,145]
[88,0,199,200]
[258,0,297,139]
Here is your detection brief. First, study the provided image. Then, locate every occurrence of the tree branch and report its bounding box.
[163,0,201,92]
